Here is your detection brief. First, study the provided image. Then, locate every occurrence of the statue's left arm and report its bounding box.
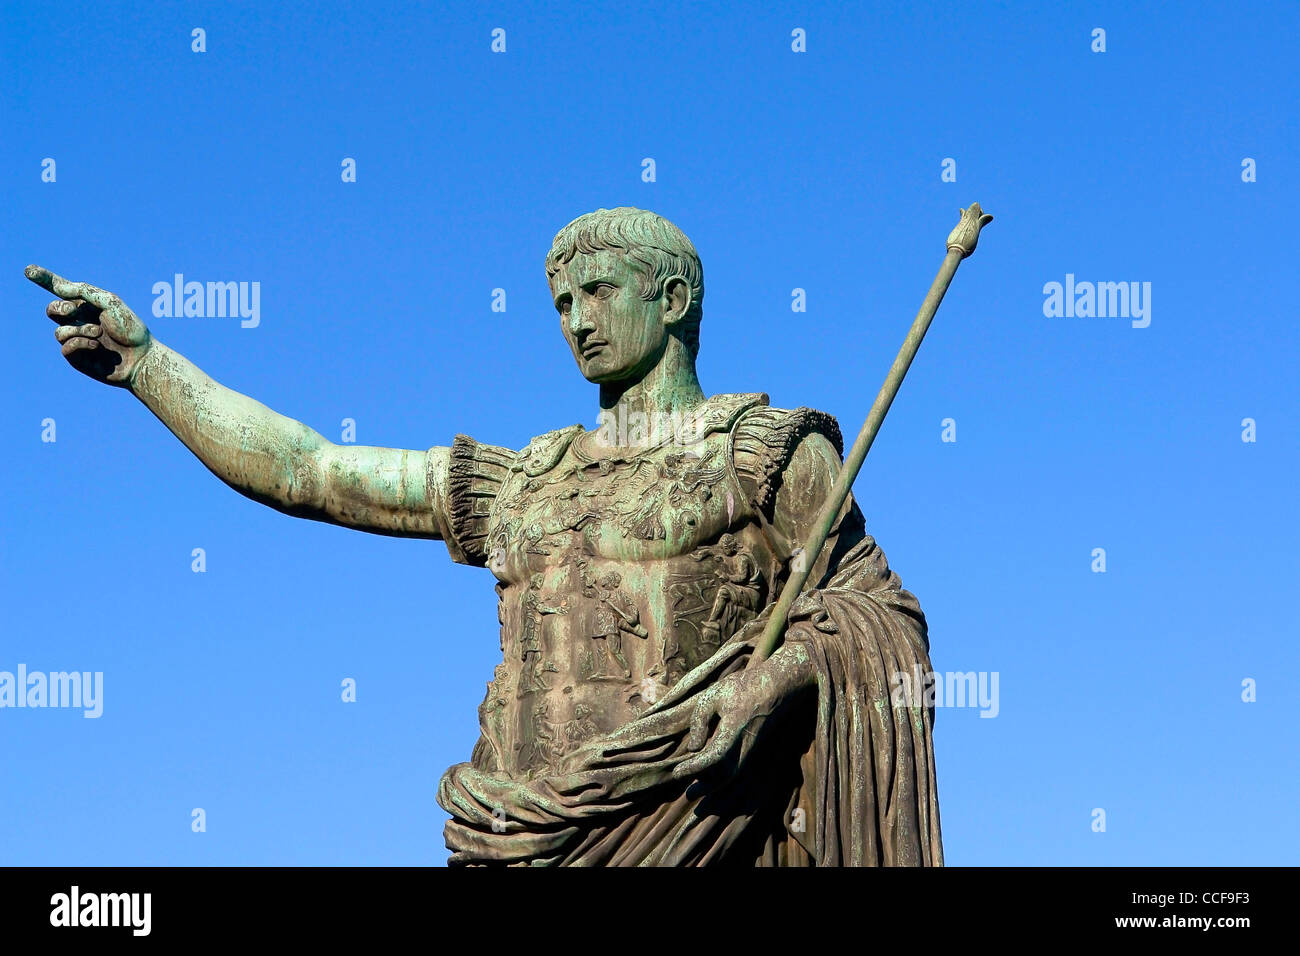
[676,430,855,775]
[669,422,940,864]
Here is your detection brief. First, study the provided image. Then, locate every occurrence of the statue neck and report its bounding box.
[597,340,705,424]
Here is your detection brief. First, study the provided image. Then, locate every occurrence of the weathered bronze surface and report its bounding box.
[27,207,950,866]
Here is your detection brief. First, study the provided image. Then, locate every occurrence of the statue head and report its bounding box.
[545,207,704,385]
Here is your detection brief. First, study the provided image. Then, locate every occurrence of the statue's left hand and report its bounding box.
[672,638,815,780]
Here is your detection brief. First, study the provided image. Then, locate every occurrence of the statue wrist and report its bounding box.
[127,338,161,394]
[766,640,817,694]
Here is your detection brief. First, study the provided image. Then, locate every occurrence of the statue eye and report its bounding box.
[557,297,572,315]
[592,283,616,299]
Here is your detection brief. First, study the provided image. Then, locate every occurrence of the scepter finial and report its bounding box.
[946,202,994,259]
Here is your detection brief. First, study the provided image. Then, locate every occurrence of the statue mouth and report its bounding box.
[580,339,608,358]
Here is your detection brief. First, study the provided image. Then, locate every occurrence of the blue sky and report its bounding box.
[2,0,1296,865]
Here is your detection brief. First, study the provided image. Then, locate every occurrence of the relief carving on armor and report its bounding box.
[587,569,649,680]
[692,533,764,649]
[518,572,568,697]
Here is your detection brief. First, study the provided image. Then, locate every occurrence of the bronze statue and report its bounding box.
[27,204,991,865]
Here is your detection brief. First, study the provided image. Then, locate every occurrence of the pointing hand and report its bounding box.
[26,265,152,387]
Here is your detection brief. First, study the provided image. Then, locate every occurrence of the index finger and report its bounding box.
[25,265,117,310]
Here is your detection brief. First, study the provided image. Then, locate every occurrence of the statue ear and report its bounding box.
[662,277,692,326]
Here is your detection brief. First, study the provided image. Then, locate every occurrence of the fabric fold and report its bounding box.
[438,533,943,867]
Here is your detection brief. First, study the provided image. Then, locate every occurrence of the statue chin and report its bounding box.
[578,357,633,385]
[582,368,628,385]
[577,344,667,386]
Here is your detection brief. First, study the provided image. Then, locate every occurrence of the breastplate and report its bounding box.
[476,425,778,779]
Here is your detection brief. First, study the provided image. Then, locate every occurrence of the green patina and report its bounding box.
[26,203,988,866]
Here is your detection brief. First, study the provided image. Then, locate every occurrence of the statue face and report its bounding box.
[552,250,669,385]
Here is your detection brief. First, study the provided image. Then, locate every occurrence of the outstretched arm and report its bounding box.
[27,265,453,539]
[132,341,451,537]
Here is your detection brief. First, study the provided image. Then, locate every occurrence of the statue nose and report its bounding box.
[569,308,595,336]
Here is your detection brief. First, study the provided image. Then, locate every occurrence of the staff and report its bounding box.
[754,202,994,662]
